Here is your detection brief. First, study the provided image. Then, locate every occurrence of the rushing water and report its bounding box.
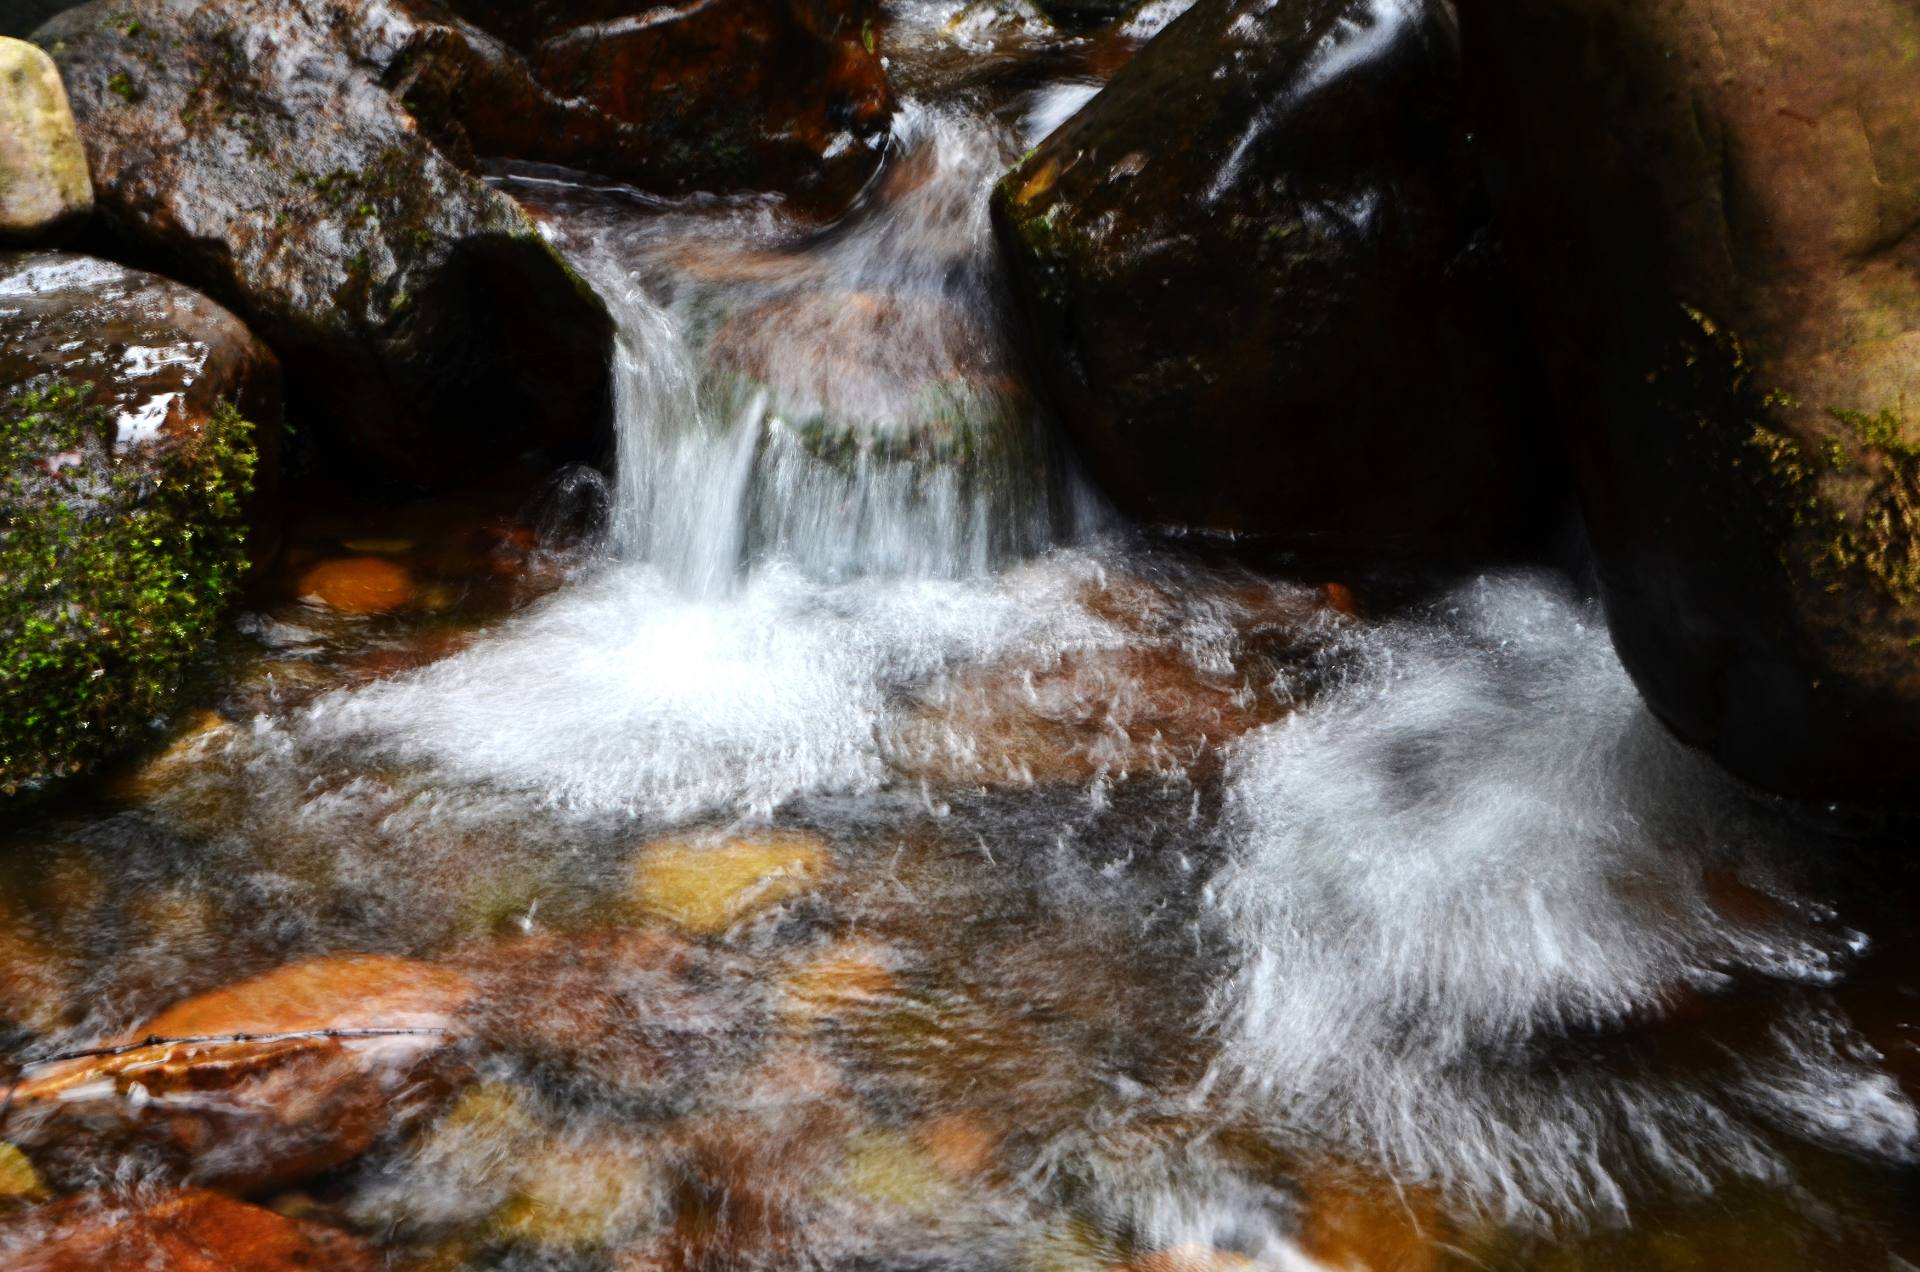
[4,3,1920,1268]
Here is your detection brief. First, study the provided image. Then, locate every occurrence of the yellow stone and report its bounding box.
[0,37,93,242]
[0,1142,45,1202]
[629,830,831,935]
[493,1146,635,1250]
[840,1129,948,1215]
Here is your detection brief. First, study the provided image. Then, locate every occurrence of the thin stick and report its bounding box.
[0,1026,452,1133]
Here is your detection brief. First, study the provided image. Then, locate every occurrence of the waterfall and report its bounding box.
[538,99,1095,597]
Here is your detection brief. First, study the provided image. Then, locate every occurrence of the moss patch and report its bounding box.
[0,379,256,796]
[1817,403,1920,606]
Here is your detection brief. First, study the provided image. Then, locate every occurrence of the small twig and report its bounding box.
[0,1026,451,1134]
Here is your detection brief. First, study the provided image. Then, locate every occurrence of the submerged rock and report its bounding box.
[3,954,475,1194]
[37,0,615,487]
[1464,0,1920,804]
[0,253,275,796]
[629,830,834,936]
[297,555,417,615]
[0,1189,377,1272]
[429,0,893,215]
[465,930,765,1107]
[992,0,1558,561]
[0,39,91,245]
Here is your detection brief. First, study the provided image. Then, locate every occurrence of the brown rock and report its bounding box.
[0,251,283,562]
[1463,0,1920,803]
[3,954,475,1194]
[0,1189,376,1272]
[887,573,1334,788]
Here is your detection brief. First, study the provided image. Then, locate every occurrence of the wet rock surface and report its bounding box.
[0,39,91,246]
[426,0,894,215]
[0,1189,378,1271]
[0,252,272,795]
[993,0,1559,561]
[37,0,615,487]
[1464,0,1920,805]
[3,955,475,1194]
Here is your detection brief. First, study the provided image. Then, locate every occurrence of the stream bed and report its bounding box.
[4,4,1920,1269]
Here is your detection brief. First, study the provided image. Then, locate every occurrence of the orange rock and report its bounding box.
[1321,582,1359,616]
[4,954,475,1195]
[780,939,900,1023]
[1296,1168,1445,1272]
[296,556,415,614]
[0,1189,376,1271]
[915,1113,998,1177]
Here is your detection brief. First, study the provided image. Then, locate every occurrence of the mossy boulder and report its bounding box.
[0,36,92,245]
[990,0,1560,562]
[1463,0,1920,804]
[36,0,615,488]
[0,251,276,796]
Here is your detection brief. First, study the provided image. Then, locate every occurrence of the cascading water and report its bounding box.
[554,96,1097,594]
[3,4,1918,1268]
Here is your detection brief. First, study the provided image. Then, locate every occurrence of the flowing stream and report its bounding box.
[4,4,1920,1268]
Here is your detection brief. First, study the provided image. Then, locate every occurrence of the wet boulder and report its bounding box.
[1462,0,1920,804]
[0,38,91,245]
[433,0,894,214]
[2,954,475,1194]
[37,0,615,487]
[991,0,1558,561]
[0,252,276,796]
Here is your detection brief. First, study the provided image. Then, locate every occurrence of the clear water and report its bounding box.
[4,4,1919,1269]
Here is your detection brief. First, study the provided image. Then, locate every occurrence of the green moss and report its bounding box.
[0,379,257,796]
[106,71,137,103]
[1817,402,1920,606]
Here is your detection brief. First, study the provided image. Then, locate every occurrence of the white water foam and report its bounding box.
[1204,573,1917,1220]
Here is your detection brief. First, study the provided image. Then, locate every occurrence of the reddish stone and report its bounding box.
[4,955,475,1195]
[0,1190,376,1272]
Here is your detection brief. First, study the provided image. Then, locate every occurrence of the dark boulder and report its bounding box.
[0,251,276,795]
[37,0,615,488]
[423,0,893,213]
[0,2,72,40]
[1030,0,1142,33]
[991,0,1558,562]
[1462,0,1920,804]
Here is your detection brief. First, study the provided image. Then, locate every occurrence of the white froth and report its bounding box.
[1205,573,1917,1218]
